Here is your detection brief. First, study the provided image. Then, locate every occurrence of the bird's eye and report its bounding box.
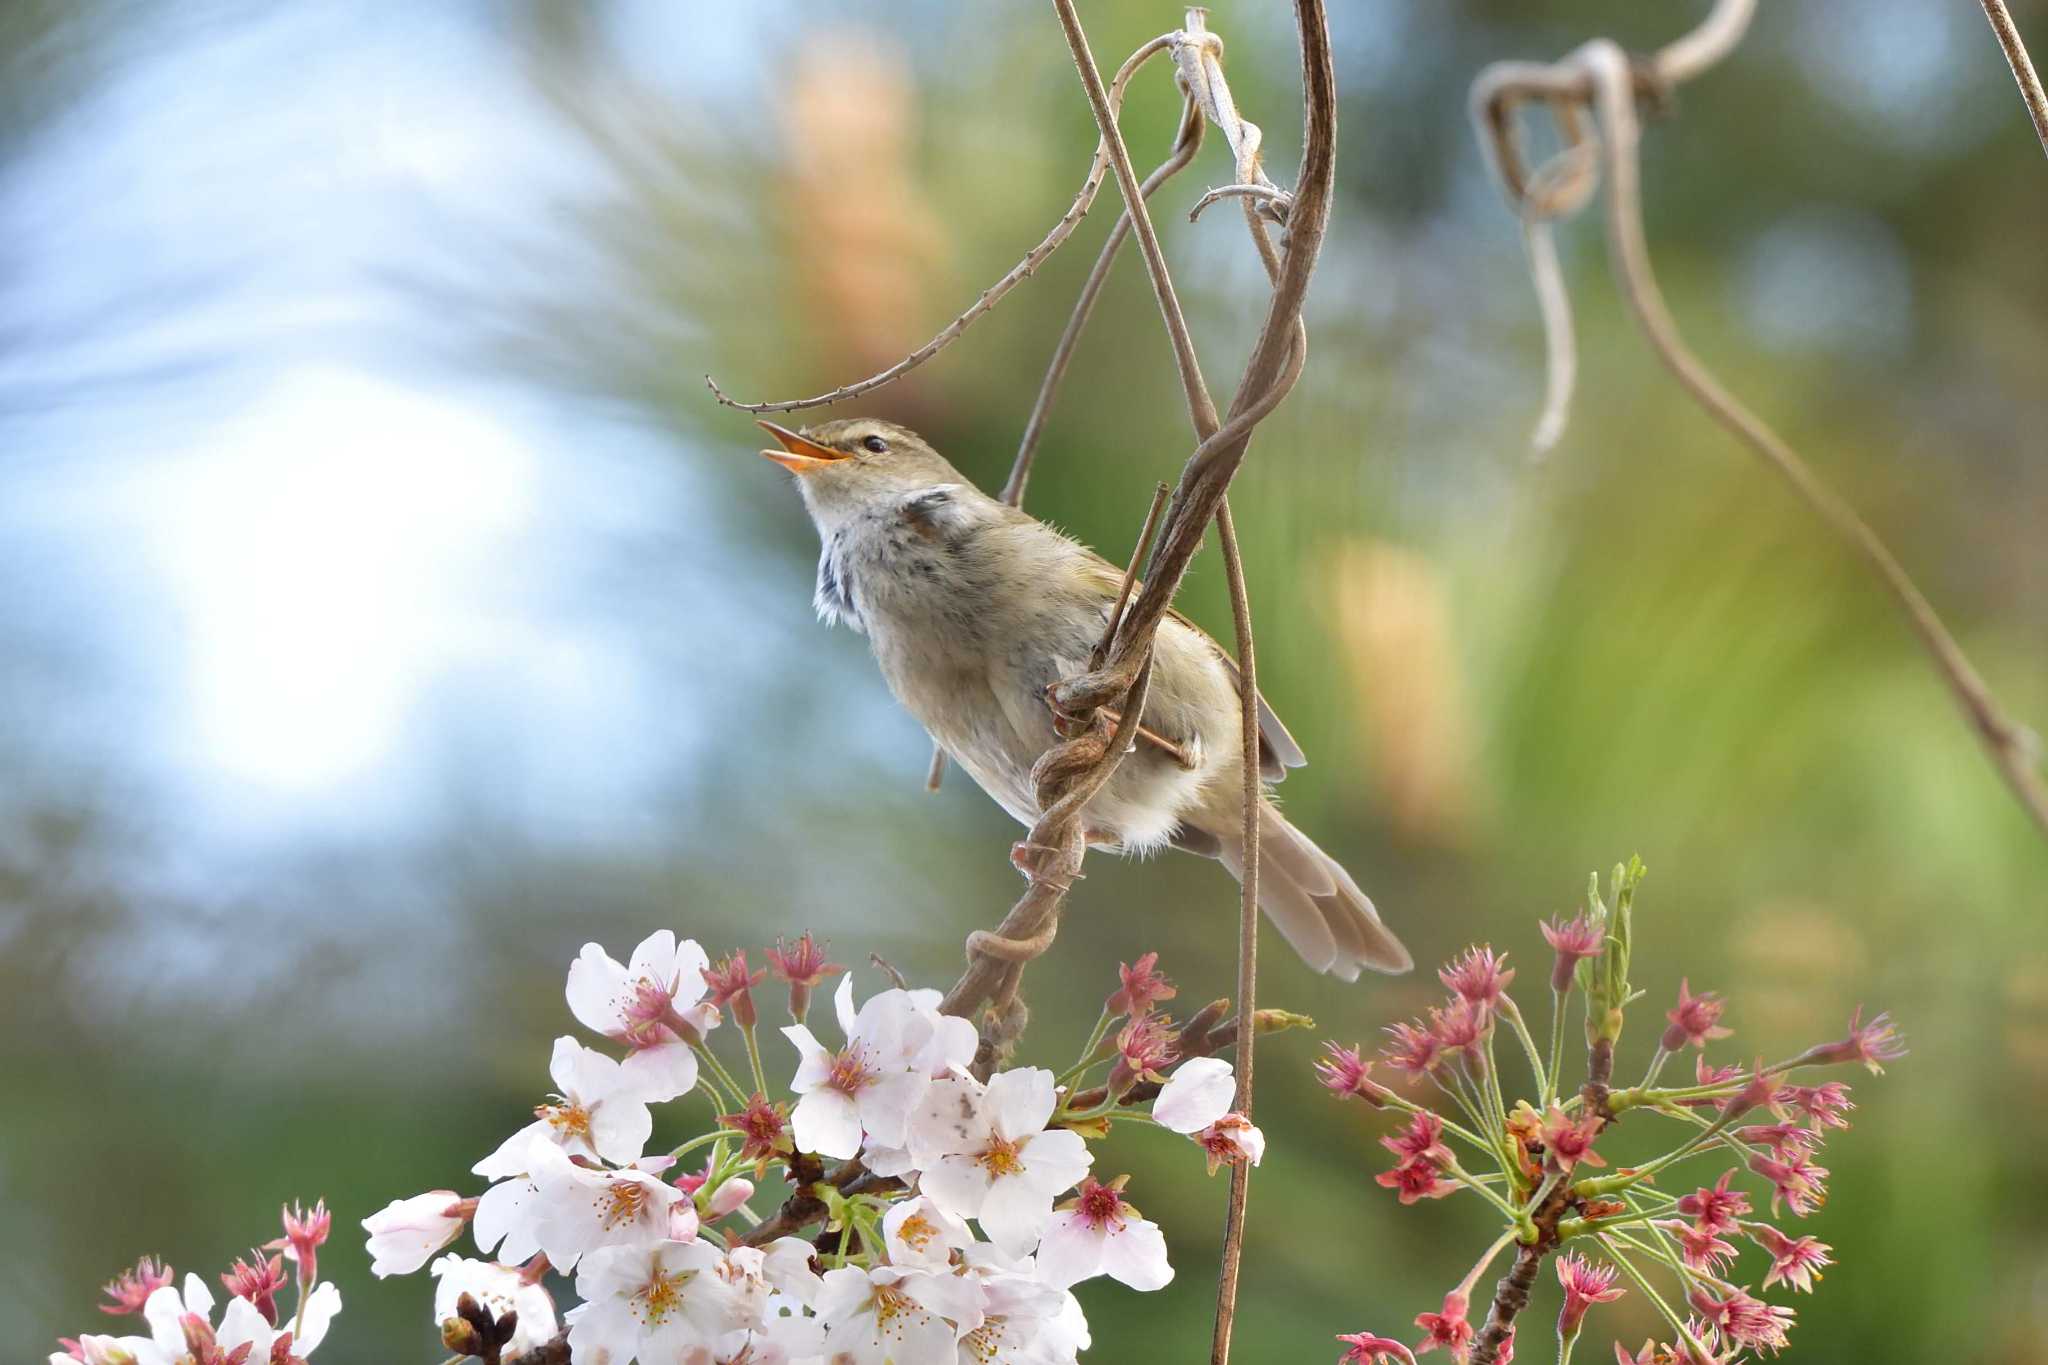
[862,435,888,454]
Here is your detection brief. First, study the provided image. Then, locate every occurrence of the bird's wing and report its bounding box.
[1074,549,1308,783]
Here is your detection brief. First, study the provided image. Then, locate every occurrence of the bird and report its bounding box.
[753,416,1411,980]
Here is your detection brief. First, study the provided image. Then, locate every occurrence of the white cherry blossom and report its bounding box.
[474,1037,656,1177]
[907,1069,1092,1255]
[525,1139,685,1269]
[782,975,974,1160]
[429,1257,558,1358]
[362,1190,467,1277]
[53,1334,167,1365]
[1035,1179,1172,1292]
[813,1264,978,1365]
[565,1239,730,1364]
[566,930,718,1100]
[882,1195,975,1269]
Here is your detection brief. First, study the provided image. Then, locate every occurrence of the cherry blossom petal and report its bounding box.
[1097,1216,1173,1291]
[790,1088,864,1160]
[986,1067,1058,1138]
[1153,1057,1236,1134]
[1033,1215,1106,1290]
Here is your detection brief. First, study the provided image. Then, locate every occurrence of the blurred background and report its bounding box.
[3,0,2044,1360]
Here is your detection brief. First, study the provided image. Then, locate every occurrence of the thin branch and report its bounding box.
[1188,182,1291,225]
[1978,0,2048,158]
[1469,5,2048,843]
[1581,39,2048,840]
[704,32,1178,413]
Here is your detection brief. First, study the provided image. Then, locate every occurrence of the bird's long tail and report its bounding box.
[1213,802,1411,980]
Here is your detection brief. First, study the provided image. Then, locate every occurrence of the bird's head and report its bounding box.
[755,418,967,529]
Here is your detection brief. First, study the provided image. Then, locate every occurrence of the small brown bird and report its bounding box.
[756,417,1410,979]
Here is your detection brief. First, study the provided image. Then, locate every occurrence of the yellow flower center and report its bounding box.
[632,1265,695,1325]
[975,1134,1024,1179]
[541,1101,593,1140]
[599,1179,651,1229]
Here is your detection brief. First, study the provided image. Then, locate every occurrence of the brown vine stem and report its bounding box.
[1581,40,2048,841]
[1472,0,2048,843]
[1978,0,2048,158]
[1047,4,1334,1361]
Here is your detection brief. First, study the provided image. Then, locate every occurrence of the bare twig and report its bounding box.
[1978,0,2048,158]
[1188,182,1291,224]
[1469,4,2048,843]
[704,32,1178,413]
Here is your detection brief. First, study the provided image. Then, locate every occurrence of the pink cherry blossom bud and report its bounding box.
[1783,1081,1855,1131]
[1720,1061,1786,1120]
[1555,1252,1625,1338]
[1381,1112,1453,1167]
[278,1200,330,1291]
[1539,1103,1607,1174]
[1430,998,1491,1061]
[1749,1150,1830,1218]
[1414,1292,1474,1357]
[1316,1041,1393,1106]
[1380,1018,1444,1078]
[701,951,765,1030]
[361,1192,472,1280]
[1674,1169,1751,1235]
[718,1092,794,1167]
[1106,950,1178,1017]
[1440,946,1515,1009]
[1107,1012,1179,1096]
[1793,1007,1907,1075]
[706,1177,755,1218]
[1688,1286,1795,1354]
[1654,1219,1739,1273]
[1337,1331,1419,1365]
[765,932,846,1023]
[1737,1121,1818,1159]
[1660,979,1732,1052]
[1744,1222,1834,1293]
[99,1256,174,1316]
[1540,913,1604,991]
[1375,1157,1457,1205]
[221,1249,288,1326]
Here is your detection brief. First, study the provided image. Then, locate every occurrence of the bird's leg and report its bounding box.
[1099,705,1200,770]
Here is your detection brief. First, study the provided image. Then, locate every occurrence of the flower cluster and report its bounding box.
[52,1204,342,1365]
[1323,859,1901,1365]
[364,934,1270,1363]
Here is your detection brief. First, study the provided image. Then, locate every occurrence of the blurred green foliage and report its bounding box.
[3,2,2045,1363]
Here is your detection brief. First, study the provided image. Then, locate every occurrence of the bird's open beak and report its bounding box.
[758,420,850,474]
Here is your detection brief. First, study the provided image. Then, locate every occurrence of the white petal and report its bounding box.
[1152,1057,1236,1134]
[1099,1218,1173,1291]
[565,944,630,1035]
[854,1069,928,1151]
[985,1067,1058,1139]
[589,1094,655,1166]
[833,973,859,1038]
[780,1025,832,1093]
[473,1177,538,1261]
[917,1154,993,1221]
[142,1286,189,1352]
[1033,1213,1105,1290]
[1017,1129,1093,1195]
[474,1120,552,1180]
[978,1173,1057,1257]
[620,1040,698,1101]
[181,1274,216,1321]
[790,1088,863,1160]
[907,1074,990,1165]
[294,1282,343,1354]
[215,1296,275,1358]
[920,1012,980,1075]
[627,929,680,984]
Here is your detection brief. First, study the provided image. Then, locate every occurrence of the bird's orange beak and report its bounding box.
[758,420,850,474]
